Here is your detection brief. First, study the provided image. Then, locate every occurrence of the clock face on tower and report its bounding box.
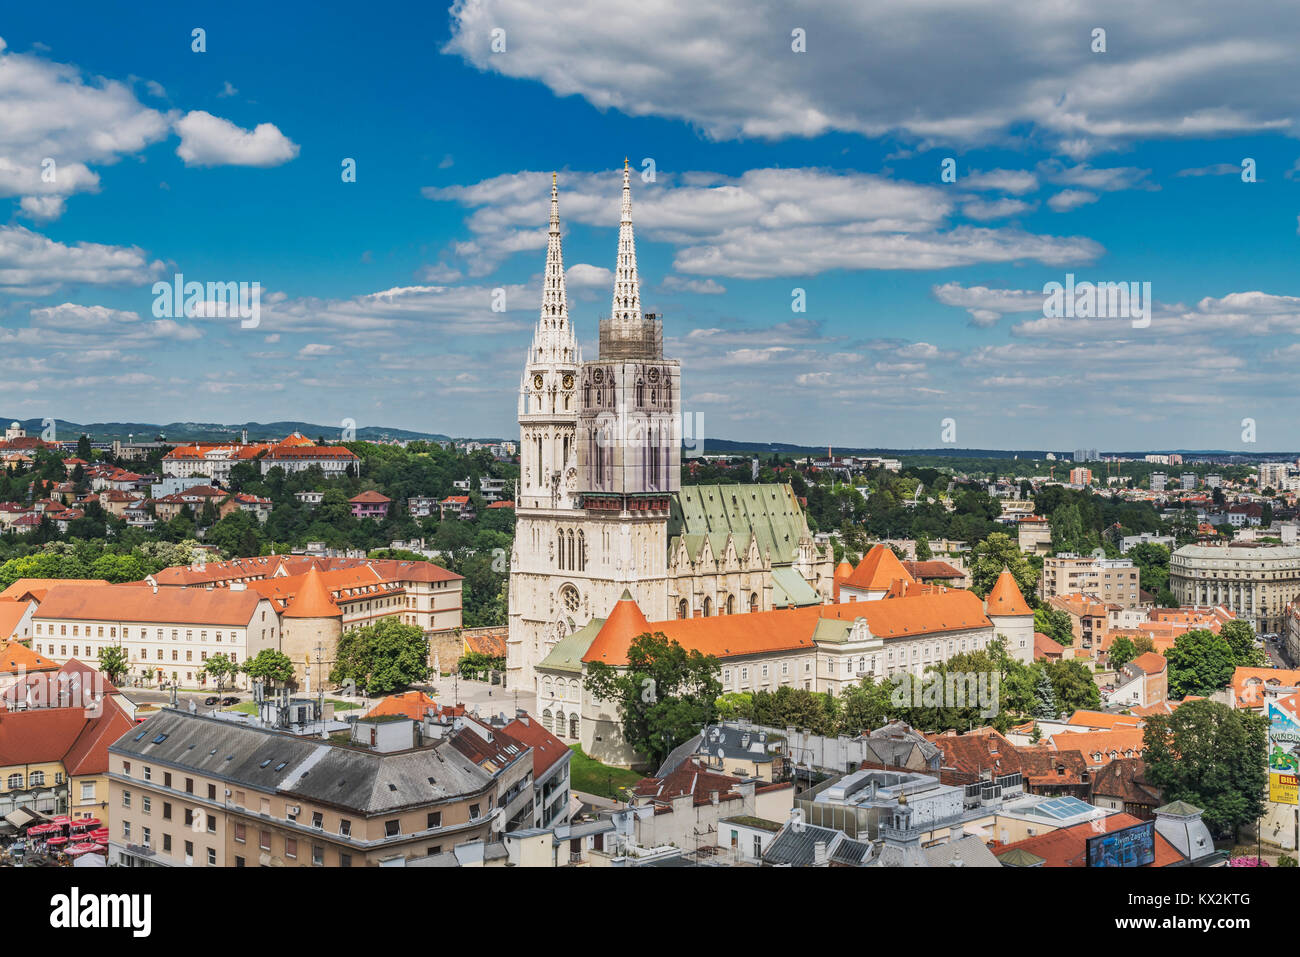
[562,373,574,389]
[533,374,544,390]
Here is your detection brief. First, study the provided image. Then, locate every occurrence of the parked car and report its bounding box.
[204,696,219,705]
[220,696,239,706]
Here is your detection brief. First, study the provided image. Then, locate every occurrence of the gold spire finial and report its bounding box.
[624,156,629,169]
[552,171,557,185]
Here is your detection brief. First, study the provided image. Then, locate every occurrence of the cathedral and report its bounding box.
[506,164,836,691]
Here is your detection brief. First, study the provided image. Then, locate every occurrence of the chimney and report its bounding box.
[813,841,828,867]
[710,790,719,806]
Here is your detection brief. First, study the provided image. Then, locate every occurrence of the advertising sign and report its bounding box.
[1268,701,1300,806]
[1086,820,1156,867]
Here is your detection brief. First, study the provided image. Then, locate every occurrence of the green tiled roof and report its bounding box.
[669,483,812,564]
[537,617,605,673]
[772,564,821,607]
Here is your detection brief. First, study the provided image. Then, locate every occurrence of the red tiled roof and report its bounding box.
[842,544,914,592]
[503,714,569,777]
[996,812,1183,867]
[987,569,1032,616]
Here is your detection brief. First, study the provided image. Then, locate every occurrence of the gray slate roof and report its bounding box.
[109,709,493,815]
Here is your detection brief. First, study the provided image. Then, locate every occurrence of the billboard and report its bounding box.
[1268,701,1300,806]
[1086,820,1156,868]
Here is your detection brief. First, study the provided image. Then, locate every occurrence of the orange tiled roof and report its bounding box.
[842,544,914,592]
[365,690,438,721]
[1128,652,1167,676]
[987,569,1032,616]
[0,640,60,674]
[349,490,391,504]
[1231,666,1300,709]
[281,566,342,619]
[1050,728,1146,766]
[0,578,111,603]
[1065,710,1142,731]
[1034,632,1065,660]
[0,599,31,640]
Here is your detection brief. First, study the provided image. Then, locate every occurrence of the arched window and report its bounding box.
[570,715,579,738]
[555,711,566,737]
[750,592,758,613]
[542,709,553,733]
[557,531,565,569]
[726,595,735,615]
[678,599,689,619]
[567,530,575,570]
[703,597,713,617]
[556,678,567,700]
[578,530,586,571]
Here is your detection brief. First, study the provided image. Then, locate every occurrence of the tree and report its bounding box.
[200,653,237,694]
[1032,670,1060,719]
[1165,629,1236,698]
[1219,619,1259,666]
[584,631,721,767]
[1108,635,1138,669]
[1049,503,1085,554]
[456,650,504,681]
[97,645,130,685]
[1143,699,1267,838]
[243,649,296,688]
[1034,606,1074,646]
[330,617,429,695]
[76,434,92,460]
[969,532,1037,598]
[1042,658,1101,713]
[914,534,932,561]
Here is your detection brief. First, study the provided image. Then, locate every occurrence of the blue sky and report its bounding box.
[4,1,1300,451]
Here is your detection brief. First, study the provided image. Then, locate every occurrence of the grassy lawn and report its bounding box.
[225,698,360,715]
[568,745,644,799]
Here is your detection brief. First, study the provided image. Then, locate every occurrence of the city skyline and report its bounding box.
[4,3,1300,449]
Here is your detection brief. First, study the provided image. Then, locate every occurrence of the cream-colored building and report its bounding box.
[31,583,280,687]
[1039,554,1141,608]
[1171,543,1300,635]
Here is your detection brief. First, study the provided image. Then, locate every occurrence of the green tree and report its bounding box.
[1049,503,1085,554]
[1042,658,1101,713]
[914,534,932,561]
[714,691,754,721]
[1034,606,1074,646]
[969,532,1037,598]
[1032,670,1060,719]
[330,617,429,695]
[1219,619,1259,666]
[584,631,721,767]
[97,645,130,684]
[243,649,296,687]
[1108,635,1138,669]
[1165,629,1236,698]
[199,653,238,694]
[1143,699,1267,838]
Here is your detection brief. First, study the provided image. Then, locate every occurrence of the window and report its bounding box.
[208,783,216,800]
[207,848,216,865]
[162,802,171,820]
[285,838,297,859]
[384,820,400,837]
[143,766,151,781]
[122,790,131,808]
[312,811,323,829]
[142,795,151,814]
[312,845,324,866]
[234,823,246,843]
[339,819,351,836]
[162,834,171,853]
[29,771,44,787]
[164,772,171,788]
[469,804,481,820]
[259,830,271,851]
[122,821,130,840]
[339,853,352,868]
[141,827,151,847]
[80,782,95,801]
[235,856,245,868]
[427,811,442,829]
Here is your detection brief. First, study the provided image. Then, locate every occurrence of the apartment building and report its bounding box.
[1170,543,1300,635]
[1038,555,1142,608]
[107,710,503,867]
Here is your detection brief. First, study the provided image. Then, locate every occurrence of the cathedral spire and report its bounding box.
[610,158,642,326]
[532,172,573,363]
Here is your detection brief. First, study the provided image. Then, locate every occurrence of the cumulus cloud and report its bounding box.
[932,281,1046,326]
[0,225,164,295]
[174,111,299,167]
[444,0,1300,154]
[1047,189,1099,212]
[428,166,1101,280]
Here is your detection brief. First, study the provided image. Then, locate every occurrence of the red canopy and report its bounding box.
[47,836,68,845]
[49,815,71,826]
[90,828,110,842]
[70,817,100,828]
[27,823,56,834]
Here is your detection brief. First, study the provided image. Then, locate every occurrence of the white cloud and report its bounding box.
[961,198,1035,221]
[1047,189,1099,212]
[0,225,164,295]
[661,275,726,294]
[565,263,612,288]
[174,111,299,168]
[932,282,1045,326]
[444,1,1300,154]
[429,166,1101,280]
[962,169,1039,195]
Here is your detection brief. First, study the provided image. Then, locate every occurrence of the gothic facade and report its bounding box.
[507,164,835,691]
